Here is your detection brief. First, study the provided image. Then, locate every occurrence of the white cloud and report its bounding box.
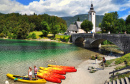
[120,15,128,20]
[0,0,130,17]
[0,0,24,14]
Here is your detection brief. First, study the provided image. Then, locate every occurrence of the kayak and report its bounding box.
[48,64,75,69]
[37,72,61,83]
[39,70,65,79]
[6,73,46,84]
[40,67,77,72]
[39,67,66,75]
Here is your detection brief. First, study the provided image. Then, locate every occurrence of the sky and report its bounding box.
[0,0,130,19]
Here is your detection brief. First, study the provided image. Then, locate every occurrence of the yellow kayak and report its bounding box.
[6,73,46,84]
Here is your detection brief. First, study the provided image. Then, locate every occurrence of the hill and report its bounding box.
[61,14,104,27]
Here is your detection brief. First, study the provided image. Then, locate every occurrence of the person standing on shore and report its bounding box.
[28,67,32,80]
[95,55,98,64]
[102,57,106,70]
[34,66,38,80]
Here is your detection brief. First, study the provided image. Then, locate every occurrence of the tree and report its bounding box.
[51,24,60,37]
[81,20,93,33]
[116,18,126,33]
[41,21,50,37]
[126,15,130,25]
[77,17,80,21]
[101,12,119,33]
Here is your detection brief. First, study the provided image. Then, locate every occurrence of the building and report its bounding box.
[66,21,86,35]
[66,3,97,35]
[88,3,96,33]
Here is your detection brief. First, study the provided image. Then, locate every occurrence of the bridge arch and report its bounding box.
[71,33,130,53]
[75,37,85,46]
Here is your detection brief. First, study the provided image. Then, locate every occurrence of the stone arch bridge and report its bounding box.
[70,33,130,53]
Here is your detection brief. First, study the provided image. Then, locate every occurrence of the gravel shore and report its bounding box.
[47,56,118,84]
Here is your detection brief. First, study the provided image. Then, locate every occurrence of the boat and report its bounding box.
[39,70,65,79]
[39,67,66,75]
[48,64,75,69]
[40,67,77,72]
[37,72,61,83]
[6,73,46,84]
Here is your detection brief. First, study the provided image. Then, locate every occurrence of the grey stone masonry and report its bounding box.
[70,33,130,53]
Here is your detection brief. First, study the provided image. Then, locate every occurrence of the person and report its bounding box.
[95,55,98,64]
[28,67,32,80]
[124,31,127,34]
[34,66,38,80]
[102,57,106,70]
[108,31,110,34]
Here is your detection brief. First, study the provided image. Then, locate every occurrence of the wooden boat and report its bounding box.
[6,73,46,84]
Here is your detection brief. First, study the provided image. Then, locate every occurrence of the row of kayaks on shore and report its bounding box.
[6,64,77,83]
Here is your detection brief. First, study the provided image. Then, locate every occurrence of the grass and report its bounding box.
[29,31,43,39]
[106,53,130,81]
[29,31,71,42]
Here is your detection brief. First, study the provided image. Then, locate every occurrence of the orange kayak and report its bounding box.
[39,70,65,79]
[39,67,66,75]
[40,67,77,72]
[48,64,75,69]
[37,72,61,83]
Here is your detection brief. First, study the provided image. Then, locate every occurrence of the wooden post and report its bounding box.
[112,70,114,80]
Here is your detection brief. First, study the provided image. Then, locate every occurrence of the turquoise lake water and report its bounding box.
[0,39,97,84]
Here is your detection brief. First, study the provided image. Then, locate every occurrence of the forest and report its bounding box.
[0,13,67,39]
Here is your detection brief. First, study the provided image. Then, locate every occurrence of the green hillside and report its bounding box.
[61,14,104,27]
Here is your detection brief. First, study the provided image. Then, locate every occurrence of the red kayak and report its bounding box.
[48,64,75,69]
[39,70,65,79]
[39,67,66,75]
[37,72,61,83]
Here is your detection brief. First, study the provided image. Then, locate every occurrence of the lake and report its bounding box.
[0,39,99,84]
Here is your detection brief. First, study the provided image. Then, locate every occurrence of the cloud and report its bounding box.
[0,0,130,17]
[0,0,24,14]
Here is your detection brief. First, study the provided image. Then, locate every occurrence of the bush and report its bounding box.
[42,30,48,37]
[31,33,36,39]
[0,33,5,37]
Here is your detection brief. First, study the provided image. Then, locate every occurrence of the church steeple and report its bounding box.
[88,2,96,33]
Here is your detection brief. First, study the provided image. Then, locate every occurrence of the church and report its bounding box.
[66,3,97,35]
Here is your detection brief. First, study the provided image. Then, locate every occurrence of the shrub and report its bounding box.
[31,33,36,39]
[0,33,5,37]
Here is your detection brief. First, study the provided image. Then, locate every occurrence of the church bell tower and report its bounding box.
[88,3,96,33]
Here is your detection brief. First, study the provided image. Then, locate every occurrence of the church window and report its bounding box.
[90,13,91,15]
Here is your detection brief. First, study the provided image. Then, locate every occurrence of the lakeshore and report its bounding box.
[0,38,123,84]
[46,56,118,84]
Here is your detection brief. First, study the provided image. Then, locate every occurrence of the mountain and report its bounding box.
[61,14,104,27]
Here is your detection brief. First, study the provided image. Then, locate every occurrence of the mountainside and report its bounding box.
[61,14,104,27]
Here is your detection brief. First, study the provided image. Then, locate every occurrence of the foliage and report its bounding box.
[0,33,5,37]
[51,25,60,37]
[90,55,102,60]
[61,14,104,27]
[115,53,130,65]
[77,16,80,21]
[0,13,67,39]
[102,40,113,45]
[41,21,50,37]
[126,15,130,25]
[81,20,93,33]
[101,12,126,33]
[31,33,36,39]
